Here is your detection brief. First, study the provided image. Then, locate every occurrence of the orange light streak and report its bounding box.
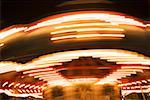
[51,33,125,41]
[54,22,119,29]
[51,28,124,34]
[0,27,27,39]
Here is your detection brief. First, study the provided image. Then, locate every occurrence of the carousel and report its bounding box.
[0,0,150,100]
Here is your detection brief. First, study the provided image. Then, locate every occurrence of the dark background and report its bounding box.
[1,0,150,29]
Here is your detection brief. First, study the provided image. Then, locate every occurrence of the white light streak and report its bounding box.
[14,83,21,88]
[19,84,25,88]
[51,28,124,34]
[0,43,4,47]
[23,68,53,74]
[0,27,27,39]
[26,12,145,31]
[0,89,42,98]
[8,82,14,87]
[2,82,8,87]
[29,85,35,89]
[51,33,125,40]
[54,22,119,29]
[24,84,31,88]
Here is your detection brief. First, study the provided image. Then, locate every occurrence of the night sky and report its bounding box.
[1,0,150,29]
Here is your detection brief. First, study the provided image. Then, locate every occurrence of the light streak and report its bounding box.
[26,12,145,31]
[19,84,26,88]
[51,28,124,34]
[2,82,8,87]
[54,22,119,29]
[8,82,14,87]
[0,27,27,39]
[51,34,125,41]
[24,84,31,88]
[23,68,53,74]
[14,83,21,88]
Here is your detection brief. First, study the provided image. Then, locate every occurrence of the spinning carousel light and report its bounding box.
[27,12,145,31]
[0,27,27,39]
[8,82,14,87]
[51,28,124,34]
[2,82,8,87]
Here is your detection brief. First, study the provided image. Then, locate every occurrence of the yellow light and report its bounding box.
[17,89,22,93]
[26,89,30,93]
[0,89,42,98]
[0,27,26,39]
[34,90,37,93]
[122,66,149,69]
[117,61,150,65]
[34,86,40,89]
[29,85,35,89]
[24,84,31,88]
[146,24,150,27]
[14,83,21,88]
[136,81,142,84]
[19,84,26,88]
[29,71,57,76]
[26,12,145,31]
[38,90,41,93]
[0,62,22,74]
[51,28,124,34]
[0,43,4,47]
[47,80,71,86]
[117,69,143,72]
[23,68,53,74]
[8,82,14,87]
[22,90,26,93]
[95,65,149,85]
[2,82,8,87]
[54,22,119,29]
[30,90,33,93]
[142,80,147,83]
[51,33,125,41]
[0,49,149,74]
[69,78,98,83]
[23,63,62,70]
[40,77,64,80]
[34,74,61,78]
[107,57,147,62]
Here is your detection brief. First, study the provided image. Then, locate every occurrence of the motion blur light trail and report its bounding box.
[0,10,150,99]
